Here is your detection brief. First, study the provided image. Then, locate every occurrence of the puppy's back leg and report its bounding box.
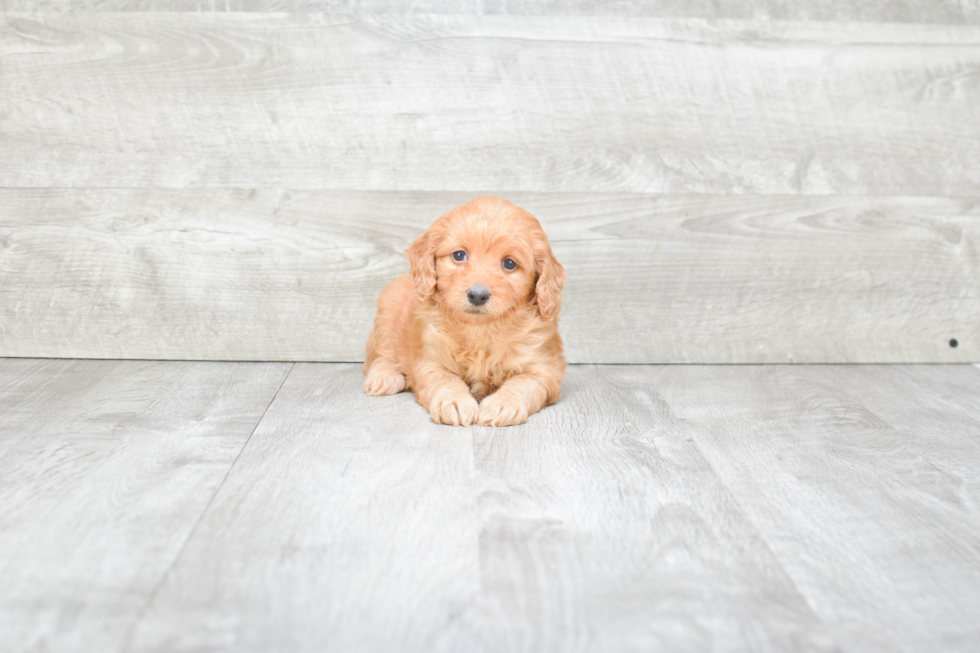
[363,276,412,396]
[363,357,407,396]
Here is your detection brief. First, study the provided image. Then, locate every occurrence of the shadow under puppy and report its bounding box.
[363,197,566,426]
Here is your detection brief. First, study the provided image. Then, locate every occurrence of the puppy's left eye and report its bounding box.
[452,251,467,262]
[502,258,517,271]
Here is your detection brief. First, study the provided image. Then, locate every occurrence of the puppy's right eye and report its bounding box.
[452,250,467,262]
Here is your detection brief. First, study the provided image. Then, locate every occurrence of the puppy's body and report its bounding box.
[363,197,566,427]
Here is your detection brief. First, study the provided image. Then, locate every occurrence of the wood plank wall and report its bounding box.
[1,5,977,363]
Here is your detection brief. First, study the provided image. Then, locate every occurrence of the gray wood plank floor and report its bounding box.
[0,359,293,653]
[3,358,979,653]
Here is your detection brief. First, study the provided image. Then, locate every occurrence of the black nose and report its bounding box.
[466,285,490,307]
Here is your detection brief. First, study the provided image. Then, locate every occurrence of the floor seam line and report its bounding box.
[660,390,846,651]
[116,361,296,653]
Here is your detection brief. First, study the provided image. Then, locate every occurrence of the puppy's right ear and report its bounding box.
[406,232,437,301]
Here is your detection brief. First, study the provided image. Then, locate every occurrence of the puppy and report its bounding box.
[363,197,566,427]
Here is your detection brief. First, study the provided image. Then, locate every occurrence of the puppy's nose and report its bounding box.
[466,285,491,307]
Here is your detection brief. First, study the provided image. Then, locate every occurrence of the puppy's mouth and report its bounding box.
[463,306,488,315]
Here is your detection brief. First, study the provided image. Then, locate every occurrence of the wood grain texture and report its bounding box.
[2,0,979,23]
[125,363,838,652]
[2,13,980,195]
[4,361,980,652]
[2,190,976,363]
[656,364,980,653]
[0,358,292,653]
[124,363,483,653]
[466,364,837,652]
[827,364,980,516]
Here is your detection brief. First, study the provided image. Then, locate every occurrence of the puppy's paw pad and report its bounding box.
[478,397,528,427]
[363,370,406,396]
[430,393,479,427]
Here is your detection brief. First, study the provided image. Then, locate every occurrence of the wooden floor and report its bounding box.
[2,359,979,653]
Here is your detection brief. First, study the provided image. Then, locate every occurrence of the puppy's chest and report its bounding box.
[449,339,523,388]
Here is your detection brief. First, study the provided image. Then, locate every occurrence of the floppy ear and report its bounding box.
[406,231,437,301]
[535,241,566,322]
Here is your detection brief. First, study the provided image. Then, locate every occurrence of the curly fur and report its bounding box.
[363,197,566,426]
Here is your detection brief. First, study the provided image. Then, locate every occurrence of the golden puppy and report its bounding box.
[363,197,566,427]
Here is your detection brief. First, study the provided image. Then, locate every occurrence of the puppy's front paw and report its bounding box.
[429,391,480,427]
[478,393,529,427]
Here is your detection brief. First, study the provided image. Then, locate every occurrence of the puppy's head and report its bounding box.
[407,197,565,323]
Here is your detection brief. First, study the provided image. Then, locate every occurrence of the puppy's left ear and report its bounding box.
[535,240,566,322]
[406,231,437,301]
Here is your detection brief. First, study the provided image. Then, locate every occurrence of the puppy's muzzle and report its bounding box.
[466,285,491,307]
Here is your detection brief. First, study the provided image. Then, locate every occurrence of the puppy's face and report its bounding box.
[432,222,536,323]
[407,197,565,323]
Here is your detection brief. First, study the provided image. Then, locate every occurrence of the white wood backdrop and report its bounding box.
[2,190,977,362]
[1,8,978,363]
[2,1,979,22]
